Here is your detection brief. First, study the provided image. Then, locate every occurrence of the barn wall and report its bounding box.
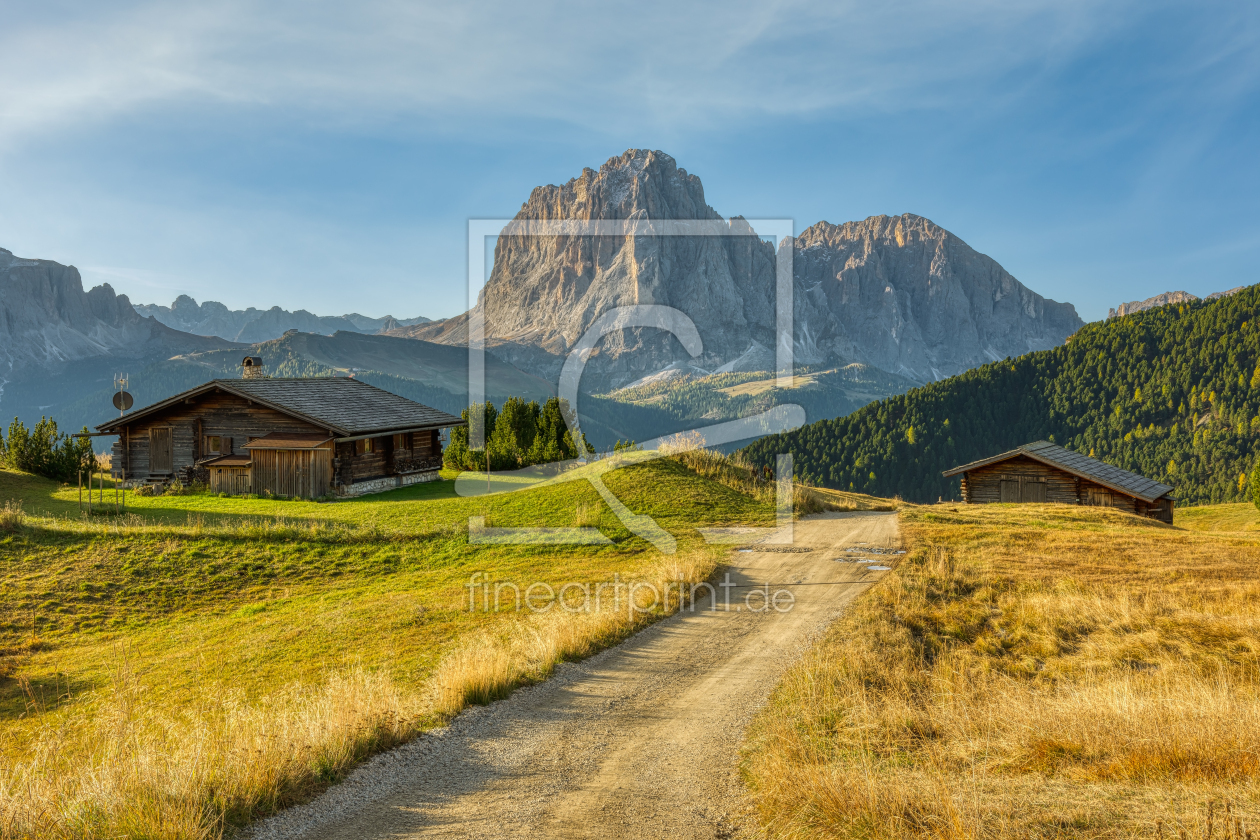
[963,457,1079,504]
[252,446,333,499]
[116,391,326,480]
[210,467,251,495]
[1076,477,1139,514]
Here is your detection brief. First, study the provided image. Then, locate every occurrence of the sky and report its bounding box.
[1,1,1257,323]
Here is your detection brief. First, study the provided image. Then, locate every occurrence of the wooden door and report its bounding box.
[150,428,173,474]
[999,478,1019,502]
[1021,479,1047,503]
[1086,487,1111,506]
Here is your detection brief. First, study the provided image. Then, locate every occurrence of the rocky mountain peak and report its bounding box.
[403,152,1084,390]
[519,149,715,223]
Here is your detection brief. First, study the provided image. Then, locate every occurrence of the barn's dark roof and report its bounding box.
[204,453,252,467]
[943,441,1173,503]
[96,377,464,437]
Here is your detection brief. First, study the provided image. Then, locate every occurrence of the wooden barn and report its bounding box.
[942,440,1175,523]
[96,358,464,499]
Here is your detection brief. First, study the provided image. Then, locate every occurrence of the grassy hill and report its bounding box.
[741,285,1260,504]
[744,501,1260,838]
[0,457,772,838]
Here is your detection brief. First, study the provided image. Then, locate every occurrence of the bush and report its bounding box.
[0,417,96,482]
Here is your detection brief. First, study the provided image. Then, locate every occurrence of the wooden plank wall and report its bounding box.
[117,391,326,479]
[964,457,1079,504]
[332,430,443,489]
[210,467,251,495]
[252,447,333,498]
[351,441,387,481]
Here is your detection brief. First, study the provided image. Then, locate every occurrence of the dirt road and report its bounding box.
[250,511,900,840]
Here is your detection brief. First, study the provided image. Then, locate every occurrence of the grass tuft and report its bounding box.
[0,501,22,534]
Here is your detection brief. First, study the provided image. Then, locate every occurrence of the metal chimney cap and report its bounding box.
[242,356,263,366]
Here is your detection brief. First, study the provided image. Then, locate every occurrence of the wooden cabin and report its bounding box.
[96,358,464,499]
[942,440,1174,523]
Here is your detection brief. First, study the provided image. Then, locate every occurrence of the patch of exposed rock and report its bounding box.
[1107,286,1249,319]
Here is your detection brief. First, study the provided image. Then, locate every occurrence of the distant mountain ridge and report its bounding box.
[1108,287,1248,319]
[396,149,1083,391]
[0,248,233,372]
[0,247,241,431]
[134,295,430,343]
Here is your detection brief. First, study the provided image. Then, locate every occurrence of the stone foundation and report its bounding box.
[336,470,441,498]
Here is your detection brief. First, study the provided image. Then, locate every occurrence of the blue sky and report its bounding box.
[1,1,1257,323]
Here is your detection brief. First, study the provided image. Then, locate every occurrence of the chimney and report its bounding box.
[241,356,265,379]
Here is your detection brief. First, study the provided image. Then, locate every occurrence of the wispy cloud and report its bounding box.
[0,0,1154,146]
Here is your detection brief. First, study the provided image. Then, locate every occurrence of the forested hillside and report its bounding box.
[742,285,1260,505]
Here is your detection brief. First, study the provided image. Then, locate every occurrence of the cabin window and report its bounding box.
[356,438,375,455]
[206,435,221,455]
[394,433,409,451]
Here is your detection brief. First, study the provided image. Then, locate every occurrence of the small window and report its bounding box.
[394,433,409,450]
[356,438,375,455]
[206,435,221,455]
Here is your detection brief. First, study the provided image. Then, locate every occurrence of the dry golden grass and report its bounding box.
[0,501,21,534]
[743,502,1260,839]
[807,485,897,512]
[0,548,718,840]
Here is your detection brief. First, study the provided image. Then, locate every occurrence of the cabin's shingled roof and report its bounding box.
[942,440,1173,503]
[96,377,464,438]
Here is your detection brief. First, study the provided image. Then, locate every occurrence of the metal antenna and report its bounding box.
[112,373,133,416]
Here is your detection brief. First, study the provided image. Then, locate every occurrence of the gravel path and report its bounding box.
[247,511,900,840]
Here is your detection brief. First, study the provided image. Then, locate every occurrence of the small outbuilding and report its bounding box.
[942,440,1174,523]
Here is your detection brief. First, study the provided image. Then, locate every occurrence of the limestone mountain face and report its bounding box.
[406,149,778,387]
[791,215,1084,381]
[0,248,232,374]
[401,150,1082,390]
[135,295,430,343]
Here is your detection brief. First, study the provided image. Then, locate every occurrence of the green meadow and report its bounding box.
[0,456,772,838]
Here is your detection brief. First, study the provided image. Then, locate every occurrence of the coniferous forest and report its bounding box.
[741,285,1260,505]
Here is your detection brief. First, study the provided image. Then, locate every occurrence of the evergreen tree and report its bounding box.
[1,417,97,482]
